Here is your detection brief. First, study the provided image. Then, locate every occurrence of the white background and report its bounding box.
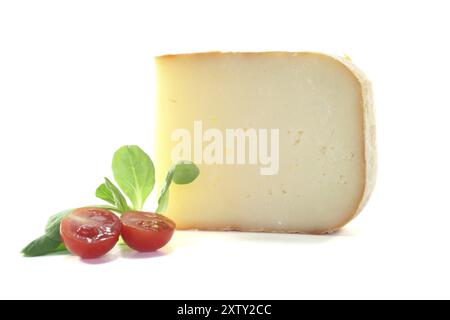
[0,0,449,300]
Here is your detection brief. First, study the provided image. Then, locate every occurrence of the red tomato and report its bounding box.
[121,211,175,252]
[60,208,121,259]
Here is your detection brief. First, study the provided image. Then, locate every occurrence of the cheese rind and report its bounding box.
[155,52,376,234]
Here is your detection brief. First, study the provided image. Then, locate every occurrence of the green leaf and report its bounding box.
[156,189,170,213]
[104,177,130,213]
[54,242,68,253]
[22,235,62,257]
[112,145,155,210]
[156,169,175,213]
[173,160,200,184]
[22,209,73,257]
[95,183,115,206]
[156,161,200,213]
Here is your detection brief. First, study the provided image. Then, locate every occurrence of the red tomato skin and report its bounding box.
[121,212,175,252]
[62,234,119,259]
[60,208,121,259]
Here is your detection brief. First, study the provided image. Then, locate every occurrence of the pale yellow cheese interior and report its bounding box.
[155,52,375,234]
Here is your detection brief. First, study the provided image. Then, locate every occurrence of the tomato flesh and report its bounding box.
[60,208,121,259]
[121,212,175,252]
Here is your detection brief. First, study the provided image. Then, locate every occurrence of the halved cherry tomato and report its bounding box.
[60,208,121,259]
[121,211,175,252]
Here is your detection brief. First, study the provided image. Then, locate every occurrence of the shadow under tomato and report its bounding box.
[119,245,174,259]
[79,253,119,265]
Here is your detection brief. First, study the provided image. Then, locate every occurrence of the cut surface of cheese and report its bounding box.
[155,52,376,234]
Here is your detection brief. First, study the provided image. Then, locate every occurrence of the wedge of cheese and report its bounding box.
[155,52,376,234]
